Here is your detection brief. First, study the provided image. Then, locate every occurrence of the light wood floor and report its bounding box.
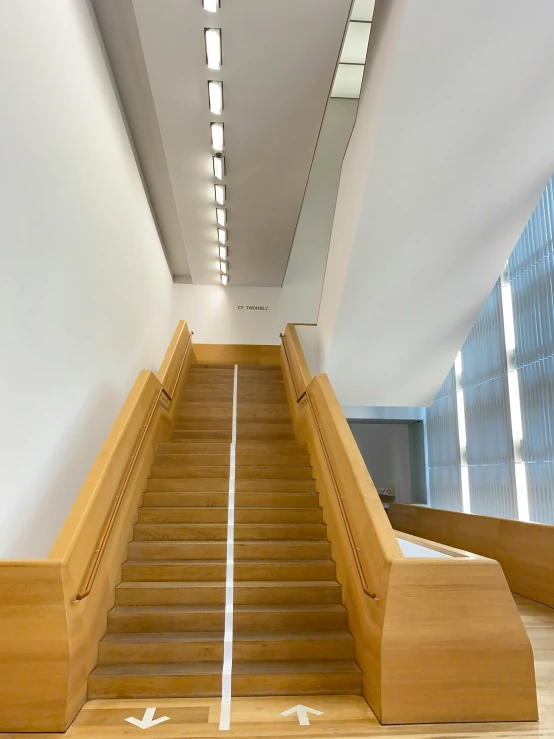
[5,594,553,738]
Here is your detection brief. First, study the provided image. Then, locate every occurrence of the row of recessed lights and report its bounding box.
[203,1,229,285]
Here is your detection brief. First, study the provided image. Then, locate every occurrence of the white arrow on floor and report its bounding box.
[281,704,323,726]
[125,707,170,729]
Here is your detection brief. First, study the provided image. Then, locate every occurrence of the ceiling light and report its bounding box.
[216,208,226,226]
[208,81,223,114]
[203,0,219,11]
[211,122,224,151]
[217,228,227,245]
[221,273,229,285]
[218,244,228,259]
[205,28,221,70]
[213,154,225,180]
[219,260,228,274]
[214,184,226,205]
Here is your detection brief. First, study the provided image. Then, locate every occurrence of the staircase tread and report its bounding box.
[110,604,346,614]
[117,580,340,589]
[124,559,333,564]
[101,630,353,643]
[91,660,360,677]
[134,523,326,529]
[129,540,328,545]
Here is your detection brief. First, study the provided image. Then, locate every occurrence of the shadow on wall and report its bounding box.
[1,385,119,558]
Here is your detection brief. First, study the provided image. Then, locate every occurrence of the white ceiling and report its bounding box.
[93,0,351,286]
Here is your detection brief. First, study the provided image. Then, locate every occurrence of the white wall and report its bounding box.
[316,0,554,408]
[349,422,412,503]
[0,0,173,557]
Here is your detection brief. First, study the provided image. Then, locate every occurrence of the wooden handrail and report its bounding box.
[73,331,193,602]
[165,330,193,399]
[280,331,378,600]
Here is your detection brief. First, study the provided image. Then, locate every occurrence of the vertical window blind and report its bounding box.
[426,176,554,523]
[426,367,462,511]
[460,281,517,518]
[507,178,554,523]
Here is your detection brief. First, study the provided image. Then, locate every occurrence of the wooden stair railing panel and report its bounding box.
[0,321,193,732]
[280,323,538,724]
[389,502,554,609]
[0,561,68,731]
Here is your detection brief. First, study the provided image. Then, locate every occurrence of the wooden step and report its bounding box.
[141,491,320,508]
[153,453,310,467]
[88,660,361,699]
[98,632,223,664]
[175,421,233,431]
[137,507,324,524]
[121,559,336,582]
[146,478,317,493]
[127,540,332,560]
[98,630,354,665]
[142,492,229,507]
[149,466,314,480]
[173,430,232,440]
[150,466,230,479]
[115,580,342,606]
[132,523,328,541]
[236,405,291,418]
[107,604,348,634]
[157,441,307,455]
[88,661,223,698]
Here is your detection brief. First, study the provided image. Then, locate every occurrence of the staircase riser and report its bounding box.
[98,639,353,664]
[149,467,314,480]
[132,524,327,541]
[146,479,317,492]
[153,454,310,467]
[88,675,222,699]
[115,584,342,606]
[107,613,347,633]
[121,562,336,582]
[127,542,331,560]
[138,508,323,524]
[231,673,362,697]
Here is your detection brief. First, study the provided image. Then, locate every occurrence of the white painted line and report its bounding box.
[219,364,238,731]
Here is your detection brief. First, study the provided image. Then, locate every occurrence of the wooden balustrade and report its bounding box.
[389,502,554,608]
[0,321,193,731]
[280,324,537,724]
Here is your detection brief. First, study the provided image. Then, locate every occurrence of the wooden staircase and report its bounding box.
[88,364,361,698]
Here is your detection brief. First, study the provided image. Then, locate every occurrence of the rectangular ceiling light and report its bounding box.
[351,0,375,21]
[213,154,225,180]
[217,228,227,244]
[331,64,364,99]
[202,0,219,11]
[340,22,371,64]
[218,244,227,259]
[208,81,223,114]
[211,122,224,151]
[214,184,226,205]
[216,207,226,226]
[219,260,228,274]
[205,28,222,70]
[221,273,229,285]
